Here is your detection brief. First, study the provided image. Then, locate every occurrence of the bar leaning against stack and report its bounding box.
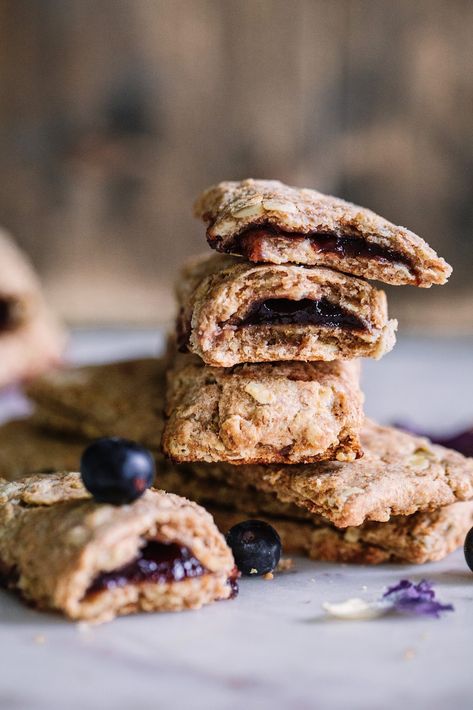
[160,177,468,565]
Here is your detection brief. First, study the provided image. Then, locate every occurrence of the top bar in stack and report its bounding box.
[195,179,452,287]
[177,254,396,367]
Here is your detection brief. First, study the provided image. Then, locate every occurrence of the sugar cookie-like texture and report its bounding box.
[0,230,66,388]
[195,179,451,287]
[158,465,473,564]
[187,420,473,527]
[163,355,363,464]
[26,358,166,449]
[0,473,235,623]
[177,254,396,366]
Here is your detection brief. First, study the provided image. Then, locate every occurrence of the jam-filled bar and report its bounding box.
[0,473,236,623]
[195,179,452,287]
[26,358,167,450]
[177,255,397,367]
[0,230,65,388]
[157,465,473,565]
[186,420,473,528]
[162,354,364,464]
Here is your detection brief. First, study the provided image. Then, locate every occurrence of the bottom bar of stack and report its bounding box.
[158,465,473,564]
[158,417,473,565]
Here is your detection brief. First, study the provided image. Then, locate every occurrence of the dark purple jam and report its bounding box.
[227,226,411,268]
[310,233,408,263]
[86,541,206,595]
[228,577,239,599]
[239,297,366,330]
[227,565,240,599]
[0,300,12,332]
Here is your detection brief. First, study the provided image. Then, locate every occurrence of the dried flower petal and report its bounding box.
[323,579,453,622]
[383,579,453,618]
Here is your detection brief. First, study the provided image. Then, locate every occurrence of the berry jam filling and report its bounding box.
[228,566,240,598]
[227,226,411,268]
[239,297,366,330]
[0,299,13,332]
[86,541,207,596]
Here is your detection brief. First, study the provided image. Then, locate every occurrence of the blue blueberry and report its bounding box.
[226,520,281,576]
[80,437,155,505]
[464,527,473,572]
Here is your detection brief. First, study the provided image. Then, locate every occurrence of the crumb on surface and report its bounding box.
[404,648,416,661]
[76,621,93,634]
[34,635,46,645]
[263,572,274,581]
[276,557,294,572]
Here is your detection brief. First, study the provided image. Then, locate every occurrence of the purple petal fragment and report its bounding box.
[394,421,473,458]
[383,579,453,618]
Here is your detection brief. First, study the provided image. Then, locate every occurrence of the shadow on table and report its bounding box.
[0,590,66,627]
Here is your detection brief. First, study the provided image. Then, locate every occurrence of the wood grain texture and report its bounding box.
[0,0,471,329]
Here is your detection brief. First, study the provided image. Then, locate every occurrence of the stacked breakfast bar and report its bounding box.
[159,179,473,564]
[6,179,473,570]
[3,179,473,626]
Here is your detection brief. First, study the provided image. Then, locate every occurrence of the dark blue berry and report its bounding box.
[464,527,473,572]
[226,520,281,576]
[80,437,155,505]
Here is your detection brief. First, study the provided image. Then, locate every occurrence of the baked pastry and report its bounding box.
[195,179,452,287]
[163,354,364,464]
[187,420,473,527]
[209,504,473,565]
[26,358,166,449]
[158,465,473,564]
[0,472,236,623]
[177,254,396,366]
[0,419,86,480]
[0,230,66,388]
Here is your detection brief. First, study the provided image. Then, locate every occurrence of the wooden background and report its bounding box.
[0,0,472,330]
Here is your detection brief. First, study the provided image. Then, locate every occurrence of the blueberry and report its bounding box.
[464,527,473,572]
[80,437,155,505]
[226,520,281,576]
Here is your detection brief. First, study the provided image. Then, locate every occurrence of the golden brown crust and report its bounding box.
[177,254,397,367]
[157,465,473,564]
[26,358,166,449]
[188,420,473,527]
[0,230,66,388]
[194,179,452,287]
[208,504,473,565]
[163,354,364,464]
[0,473,234,623]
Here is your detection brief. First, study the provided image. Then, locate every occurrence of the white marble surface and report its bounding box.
[1,330,473,710]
